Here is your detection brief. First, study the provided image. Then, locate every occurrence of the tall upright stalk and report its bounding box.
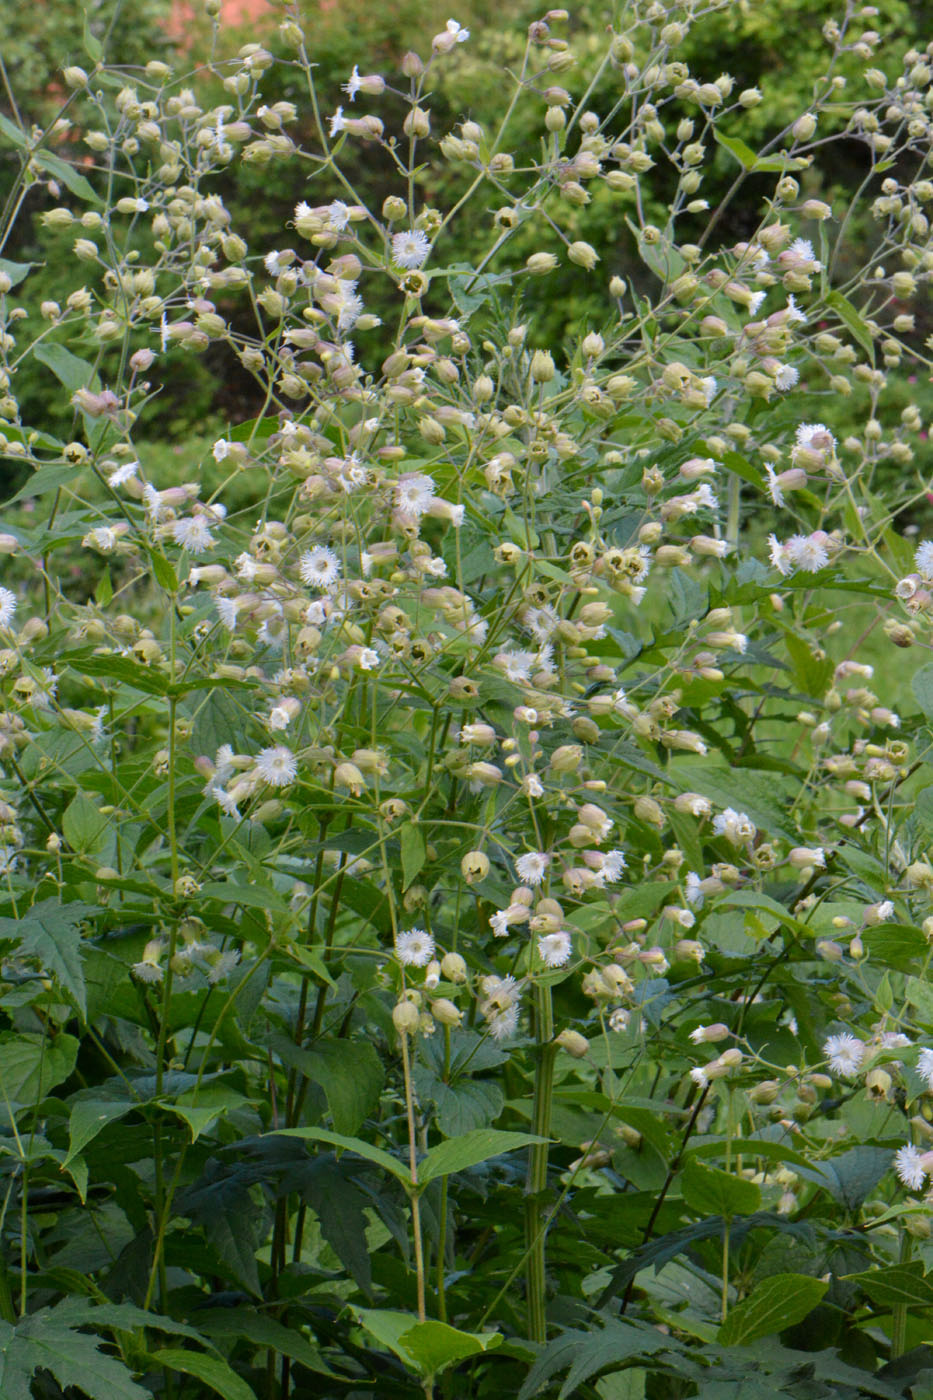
[525,983,555,1343]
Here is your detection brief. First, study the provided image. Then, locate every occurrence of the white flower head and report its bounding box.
[914,542,933,581]
[516,851,550,885]
[172,516,216,554]
[212,438,232,462]
[299,545,341,590]
[343,65,362,101]
[774,363,799,391]
[712,808,755,845]
[537,931,572,968]
[395,927,435,967]
[0,588,18,630]
[396,472,436,518]
[329,107,347,137]
[917,1047,933,1090]
[254,745,298,787]
[391,229,431,269]
[107,459,139,487]
[894,1143,928,1192]
[823,1032,864,1078]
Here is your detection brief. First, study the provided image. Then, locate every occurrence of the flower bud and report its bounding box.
[392,1000,420,1035]
[568,241,599,270]
[556,1029,589,1058]
[461,850,490,883]
[431,998,463,1027]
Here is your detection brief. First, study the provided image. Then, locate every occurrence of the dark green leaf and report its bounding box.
[717,1273,827,1345]
[844,1261,933,1309]
[148,1349,258,1400]
[419,1129,546,1185]
[681,1159,761,1218]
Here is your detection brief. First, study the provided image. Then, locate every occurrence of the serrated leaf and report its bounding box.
[516,1321,667,1400]
[271,1037,384,1136]
[717,1273,827,1345]
[148,1348,258,1400]
[0,1033,79,1109]
[62,792,109,856]
[0,1304,149,1400]
[844,1261,933,1308]
[419,1129,546,1185]
[681,1159,761,1218]
[0,900,98,1018]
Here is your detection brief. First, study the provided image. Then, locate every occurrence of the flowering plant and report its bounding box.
[3,1,933,1396]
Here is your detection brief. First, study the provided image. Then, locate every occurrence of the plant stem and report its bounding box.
[891,1229,911,1359]
[525,983,555,1343]
[400,1031,427,1322]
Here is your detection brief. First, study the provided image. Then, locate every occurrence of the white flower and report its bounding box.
[212,438,231,462]
[255,745,298,787]
[396,472,436,518]
[914,542,933,580]
[765,466,784,506]
[299,545,341,589]
[159,312,169,352]
[685,871,704,907]
[894,1143,928,1191]
[216,597,239,629]
[793,422,836,458]
[391,229,431,269]
[107,459,139,487]
[599,850,628,881]
[294,200,312,220]
[516,852,550,885]
[523,774,544,798]
[786,532,829,572]
[211,784,241,820]
[700,376,717,405]
[875,900,895,921]
[712,808,755,845]
[522,604,559,641]
[496,647,536,683]
[747,290,767,316]
[343,65,362,100]
[172,516,216,553]
[329,107,346,136]
[537,931,572,967]
[395,927,435,966]
[444,18,470,41]
[918,1047,933,1089]
[774,363,799,391]
[83,527,117,553]
[689,1065,709,1086]
[785,294,807,324]
[487,1004,520,1040]
[358,647,380,670]
[264,250,291,275]
[823,1032,864,1078]
[207,949,241,984]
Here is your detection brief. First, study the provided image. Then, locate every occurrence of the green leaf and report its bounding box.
[349,1308,500,1377]
[913,663,933,720]
[33,342,99,394]
[0,113,29,150]
[83,12,104,62]
[0,1033,79,1109]
[795,1145,893,1209]
[681,1159,761,1218]
[271,1037,384,1136]
[399,821,426,889]
[62,651,171,696]
[32,150,102,204]
[844,1261,933,1309]
[63,792,109,856]
[419,1129,547,1185]
[165,1085,247,1142]
[4,462,84,503]
[824,289,875,362]
[717,1273,827,1345]
[0,1303,150,1400]
[0,258,33,288]
[0,900,99,1018]
[713,130,759,170]
[65,1097,135,1170]
[197,1308,336,1375]
[150,550,178,592]
[148,1349,258,1400]
[272,1127,410,1184]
